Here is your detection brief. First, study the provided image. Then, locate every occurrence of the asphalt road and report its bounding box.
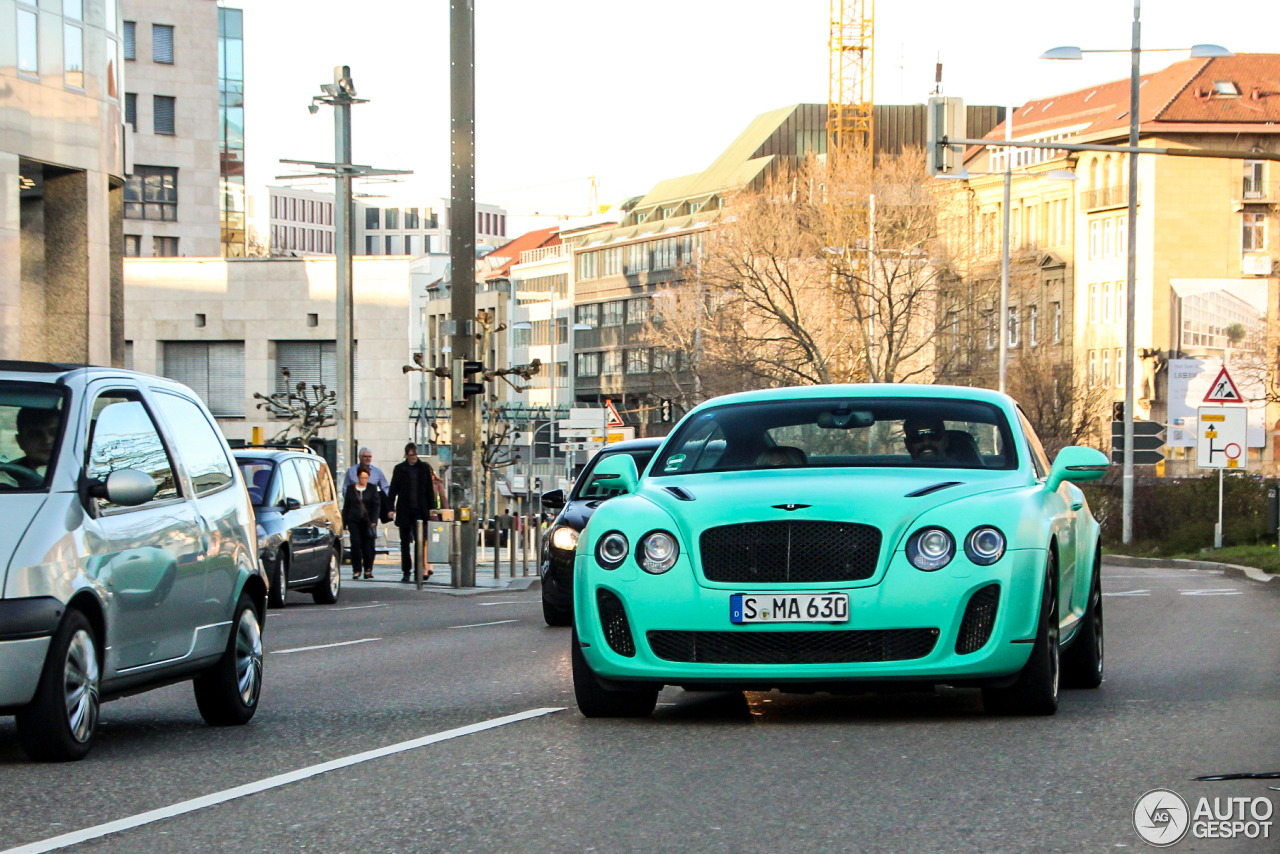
[1,563,1278,854]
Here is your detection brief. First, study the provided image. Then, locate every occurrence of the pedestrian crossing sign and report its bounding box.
[1202,366,1243,404]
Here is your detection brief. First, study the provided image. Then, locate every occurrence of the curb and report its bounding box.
[417,577,541,596]
[1103,553,1276,585]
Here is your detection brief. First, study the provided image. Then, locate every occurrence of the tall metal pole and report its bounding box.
[333,68,355,476]
[998,105,1013,393]
[1122,0,1141,543]
[450,0,478,587]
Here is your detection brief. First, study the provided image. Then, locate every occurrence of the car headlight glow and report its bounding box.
[637,530,679,574]
[964,526,1006,565]
[906,526,955,571]
[595,531,629,569]
[550,525,579,552]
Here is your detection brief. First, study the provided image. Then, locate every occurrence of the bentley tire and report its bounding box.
[194,594,263,726]
[1061,546,1103,689]
[572,631,657,718]
[16,609,101,762]
[983,550,1059,716]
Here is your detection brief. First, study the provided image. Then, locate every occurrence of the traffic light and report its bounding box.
[926,96,966,176]
[451,359,485,403]
[1112,401,1125,422]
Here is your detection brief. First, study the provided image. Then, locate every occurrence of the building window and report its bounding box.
[124,340,134,370]
[1244,161,1265,199]
[1089,220,1100,259]
[404,235,414,256]
[1243,212,1267,251]
[276,340,358,410]
[601,301,624,328]
[325,232,333,253]
[651,238,677,271]
[365,235,376,255]
[162,341,245,417]
[1117,215,1127,256]
[601,350,622,376]
[1028,305,1039,347]
[1052,301,1062,343]
[124,93,137,130]
[124,235,141,257]
[1007,306,1020,348]
[122,20,135,60]
[576,304,599,329]
[1114,280,1124,322]
[625,349,650,374]
[124,166,178,221]
[577,251,598,281]
[984,308,995,350]
[63,0,81,20]
[602,247,622,276]
[384,208,399,230]
[365,207,380,230]
[499,215,506,236]
[627,297,649,327]
[1115,350,1124,389]
[1102,282,1113,323]
[289,227,296,249]
[626,242,650,275]
[16,6,38,76]
[63,22,84,88]
[1088,284,1098,324]
[653,348,676,373]
[154,236,178,257]
[1101,348,1111,386]
[152,23,174,63]
[556,361,568,388]
[153,95,176,134]
[1103,218,1115,258]
[1087,350,1097,386]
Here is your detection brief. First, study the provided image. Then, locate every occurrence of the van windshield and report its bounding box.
[0,381,70,492]
[651,397,1017,476]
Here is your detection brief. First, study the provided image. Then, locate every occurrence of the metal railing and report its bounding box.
[1082,184,1129,210]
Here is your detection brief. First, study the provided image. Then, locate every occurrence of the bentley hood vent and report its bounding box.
[904,481,963,498]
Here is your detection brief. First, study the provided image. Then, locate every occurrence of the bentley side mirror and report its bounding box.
[591,454,639,495]
[1046,446,1109,492]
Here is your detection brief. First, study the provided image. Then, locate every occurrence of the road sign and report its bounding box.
[604,399,625,428]
[1111,420,1165,437]
[1110,449,1166,465]
[1196,406,1247,469]
[1111,435,1165,451]
[1202,366,1243,404]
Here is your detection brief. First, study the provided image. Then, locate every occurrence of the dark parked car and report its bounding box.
[540,438,662,626]
[234,448,343,608]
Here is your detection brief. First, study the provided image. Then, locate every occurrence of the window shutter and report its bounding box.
[207,342,245,416]
[276,341,358,413]
[163,341,209,401]
[153,95,175,135]
[124,93,137,129]
[152,24,174,63]
[123,21,135,59]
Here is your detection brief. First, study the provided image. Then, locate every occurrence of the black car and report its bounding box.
[539,438,662,626]
[234,448,344,608]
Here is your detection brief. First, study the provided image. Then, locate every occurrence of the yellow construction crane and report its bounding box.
[828,0,874,158]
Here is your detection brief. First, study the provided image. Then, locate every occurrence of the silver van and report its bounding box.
[0,361,266,761]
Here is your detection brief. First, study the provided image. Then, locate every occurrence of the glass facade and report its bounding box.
[218,7,245,256]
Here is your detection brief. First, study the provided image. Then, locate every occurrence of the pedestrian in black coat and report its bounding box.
[343,465,384,579]
[387,443,438,582]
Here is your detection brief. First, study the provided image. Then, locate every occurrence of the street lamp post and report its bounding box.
[1042,15,1231,544]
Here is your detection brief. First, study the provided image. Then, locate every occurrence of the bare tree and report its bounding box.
[1006,344,1109,456]
[252,368,334,445]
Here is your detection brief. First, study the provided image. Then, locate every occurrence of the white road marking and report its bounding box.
[1179,589,1242,596]
[271,638,381,654]
[447,619,519,629]
[271,603,388,615]
[477,600,540,607]
[1103,590,1151,597]
[0,708,565,854]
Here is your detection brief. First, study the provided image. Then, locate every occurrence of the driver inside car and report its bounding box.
[903,416,950,462]
[0,407,60,488]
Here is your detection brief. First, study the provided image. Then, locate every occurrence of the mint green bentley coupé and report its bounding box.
[572,384,1109,717]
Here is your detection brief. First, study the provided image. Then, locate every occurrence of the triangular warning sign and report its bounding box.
[1203,366,1244,404]
[604,399,625,428]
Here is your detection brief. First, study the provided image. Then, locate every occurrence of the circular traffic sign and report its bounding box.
[1225,442,1242,460]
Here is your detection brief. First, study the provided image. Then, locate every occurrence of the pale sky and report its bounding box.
[238,0,1276,230]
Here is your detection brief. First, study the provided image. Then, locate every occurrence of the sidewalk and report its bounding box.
[345,547,540,595]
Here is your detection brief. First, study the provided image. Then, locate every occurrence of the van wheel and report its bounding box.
[983,550,1059,716]
[311,546,341,605]
[267,553,287,609]
[194,594,263,726]
[572,630,657,718]
[16,610,101,762]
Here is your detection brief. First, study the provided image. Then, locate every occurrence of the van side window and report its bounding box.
[278,459,304,506]
[294,459,322,505]
[86,392,179,509]
[151,392,235,494]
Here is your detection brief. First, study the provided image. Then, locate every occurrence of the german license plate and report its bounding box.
[730,593,849,624]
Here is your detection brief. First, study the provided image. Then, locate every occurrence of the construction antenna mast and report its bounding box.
[828,0,874,157]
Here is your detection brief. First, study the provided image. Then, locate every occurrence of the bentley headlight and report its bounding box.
[637,530,679,574]
[964,526,1006,565]
[595,531,629,569]
[907,527,955,571]
[550,526,579,552]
